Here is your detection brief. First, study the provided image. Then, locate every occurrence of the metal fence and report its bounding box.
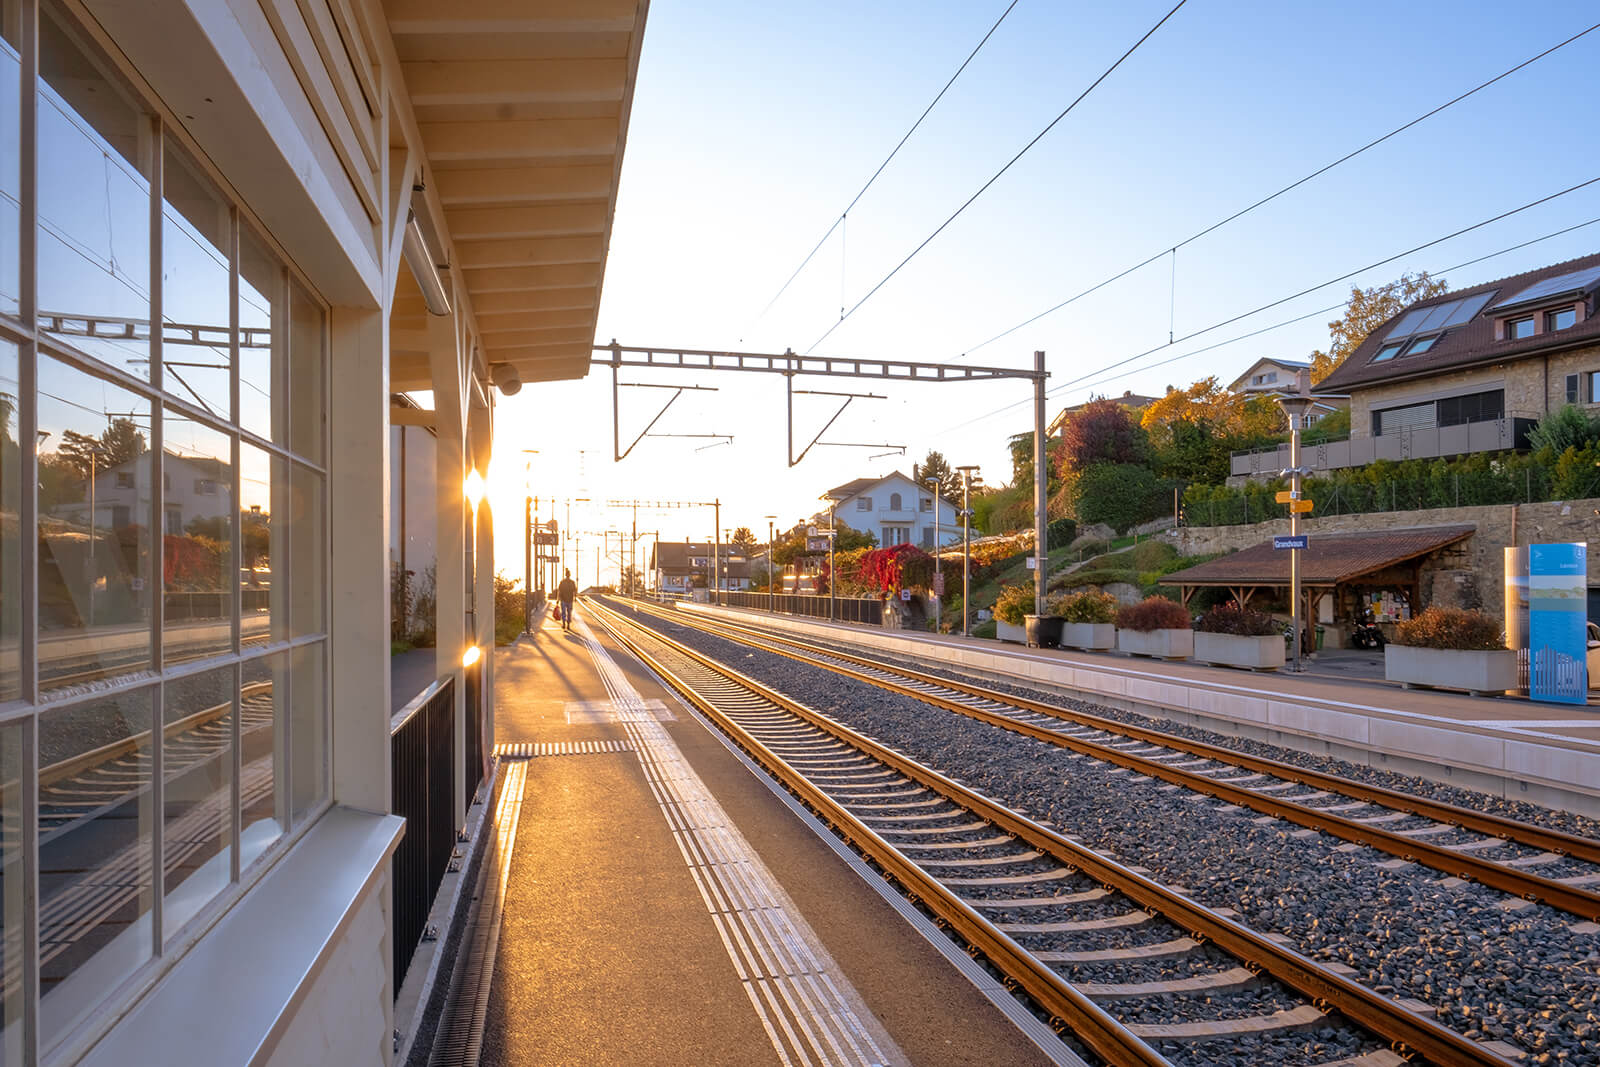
[389,676,457,997]
[719,590,885,625]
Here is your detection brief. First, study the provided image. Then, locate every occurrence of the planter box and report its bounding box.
[1116,627,1193,661]
[1385,644,1516,697]
[1025,615,1064,649]
[995,619,1027,645]
[1194,631,1284,672]
[1058,621,1115,651]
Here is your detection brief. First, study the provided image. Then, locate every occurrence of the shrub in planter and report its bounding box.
[1195,603,1278,636]
[993,584,1033,627]
[1387,607,1513,696]
[1050,590,1117,651]
[1393,607,1504,650]
[1194,603,1284,671]
[1115,595,1192,660]
[1115,596,1191,633]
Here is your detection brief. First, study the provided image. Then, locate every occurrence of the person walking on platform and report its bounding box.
[557,569,578,632]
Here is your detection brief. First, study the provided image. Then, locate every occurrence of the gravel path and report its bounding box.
[632,609,1600,1065]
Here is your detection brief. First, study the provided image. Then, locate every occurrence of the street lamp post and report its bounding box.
[764,516,777,613]
[956,465,980,637]
[925,476,941,633]
[828,500,836,622]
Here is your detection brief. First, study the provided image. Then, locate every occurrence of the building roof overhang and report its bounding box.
[386,1,648,386]
[1163,525,1476,589]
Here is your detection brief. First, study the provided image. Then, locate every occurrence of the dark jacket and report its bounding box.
[557,578,577,602]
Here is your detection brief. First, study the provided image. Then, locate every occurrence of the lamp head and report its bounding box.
[463,468,487,511]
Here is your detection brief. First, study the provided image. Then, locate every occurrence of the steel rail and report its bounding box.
[587,606,1165,1066]
[592,600,1514,1067]
[645,603,1600,921]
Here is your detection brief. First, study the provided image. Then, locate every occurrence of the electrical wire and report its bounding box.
[963,20,1600,357]
[936,178,1600,433]
[750,0,1023,330]
[806,0,1190,354]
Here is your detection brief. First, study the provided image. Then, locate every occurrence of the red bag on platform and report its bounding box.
[553,604,563,622]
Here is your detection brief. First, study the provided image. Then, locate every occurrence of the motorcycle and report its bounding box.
[1350,610,1385,650]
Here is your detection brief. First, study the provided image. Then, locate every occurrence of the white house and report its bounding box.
[1227,357,1349,427]
[820,471,963,550]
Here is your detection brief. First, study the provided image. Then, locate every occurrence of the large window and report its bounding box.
[0,4,330,1057]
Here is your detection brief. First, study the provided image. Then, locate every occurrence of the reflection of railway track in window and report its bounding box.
[33,683,277,973]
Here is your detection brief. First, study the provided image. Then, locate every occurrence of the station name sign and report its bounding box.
[1273,535,1308,551]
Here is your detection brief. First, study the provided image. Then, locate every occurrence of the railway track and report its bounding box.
[620,599,1600,923]
[589,598,1518,1067]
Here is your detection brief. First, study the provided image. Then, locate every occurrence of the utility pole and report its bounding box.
[1033,350,1047,620]
[765,516,777,613]
[828,500,837,622]
[926,476,941,632]
[957,465,979,637]
[712,498,721,605]
[1278,389,1318,673]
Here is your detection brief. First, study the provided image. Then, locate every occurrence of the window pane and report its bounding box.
[289,640,326,825]
[1547,307,1576,332]
[163,666,234,938]
[290,463,324,638]
[240,652,286,869]
[37,3,152,376]
[240,443,288,650]
[161,143,232,420]
[38,688,154,1041]
[164,411,233,664]
[238,226,285,444]
[0,720,22,1062]
[0,8,19,317]
[38,356,152,688]
[0,339,17,701]
[288,280,323,462]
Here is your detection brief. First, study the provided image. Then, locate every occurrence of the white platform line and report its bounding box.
[575,618,895,1067]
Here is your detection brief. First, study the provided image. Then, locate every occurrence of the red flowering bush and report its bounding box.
[1114,595,1190,633]
[857,545,933,594]
[1196,602,1278,636]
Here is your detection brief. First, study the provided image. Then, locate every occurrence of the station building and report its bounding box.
[0,0,646,1062]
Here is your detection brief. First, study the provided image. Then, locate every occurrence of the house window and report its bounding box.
[1590,372,1600,405]
[1547,307,1577,332]
[919,497,932,512]
[1436,389,1505,427]
[115,471,135,488]
[856,497,870,511]
[1567,374,1581,405]
[1371,342,1404,363]
[194,478,217,495]
[1506,316,1535,340]
[884,526,910,544]
[166,507,183,535]
[889,492,901,510]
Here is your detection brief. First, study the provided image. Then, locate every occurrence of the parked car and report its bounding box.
[1589,621,1600,688]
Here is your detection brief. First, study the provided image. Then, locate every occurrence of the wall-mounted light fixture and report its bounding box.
[463,468,487,513]
[492,363,522,396]
[402,206,452,317]
[461,645,481,668]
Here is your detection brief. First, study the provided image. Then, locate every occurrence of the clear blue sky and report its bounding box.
[489,0,1600,581]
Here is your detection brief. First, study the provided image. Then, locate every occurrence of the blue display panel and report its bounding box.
[1528,543,1588,705]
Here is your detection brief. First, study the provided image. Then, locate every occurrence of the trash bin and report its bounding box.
[1315,625,1325,650]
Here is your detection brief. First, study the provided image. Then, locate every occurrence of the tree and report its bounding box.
[1056,398,1149,474]
[1310,272,1449,383]
[55,418,148,480]
[912,449,960,502]
[728,526,759,557]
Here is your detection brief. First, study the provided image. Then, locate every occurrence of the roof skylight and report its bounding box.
[1384,291,1496,341]
[1488,266,1600,313]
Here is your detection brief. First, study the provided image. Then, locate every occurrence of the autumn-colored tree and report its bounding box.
[1056,398,1149,474]
[1310,272,1449,383]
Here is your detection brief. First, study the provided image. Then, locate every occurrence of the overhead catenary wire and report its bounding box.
[937,177,1600,433]
[806,0,1191,354]
[749,0,1023,332]
[963,19,1600,357]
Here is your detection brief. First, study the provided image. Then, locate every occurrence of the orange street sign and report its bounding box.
[1288,499,1314,513]
[1274,491,1297,503]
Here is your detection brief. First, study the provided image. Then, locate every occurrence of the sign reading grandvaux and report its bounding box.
[1273,535,1308,551]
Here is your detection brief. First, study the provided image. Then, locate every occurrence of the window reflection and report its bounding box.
[0,339,18,700]
[161,144,231,420]
[38,688,154,1042]
[290,641,326,825]
[163,666,233,937]
[37,356,152,687]
[239,443,287,650]
[240,651,285,869]
[1,6,20,317]
[163,411,233,664]
[290,464,324,639]
[37,3,152,375]
[288,280,323,462]
[238,227,284,445]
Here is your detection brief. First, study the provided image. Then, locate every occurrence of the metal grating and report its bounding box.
[491,739,632,758]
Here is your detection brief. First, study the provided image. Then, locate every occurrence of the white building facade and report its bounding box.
[0,1,644,1064]
[822,471,963,550]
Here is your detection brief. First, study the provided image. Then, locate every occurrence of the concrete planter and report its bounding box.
[1025,615,1064,649]
[995,619,1027,645]
[1194,631,1284,672]
[1058,621,1115,651]
[1116,627,1193,661]
[1385,644,1517,697]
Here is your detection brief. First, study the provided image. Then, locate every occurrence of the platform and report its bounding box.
[475,608,1064,1066]
[680,602,1600,820]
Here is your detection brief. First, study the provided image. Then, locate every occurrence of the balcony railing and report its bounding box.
[1229,412,1537,478]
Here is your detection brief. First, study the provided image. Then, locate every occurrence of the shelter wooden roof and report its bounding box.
[1162,525,1476,588]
